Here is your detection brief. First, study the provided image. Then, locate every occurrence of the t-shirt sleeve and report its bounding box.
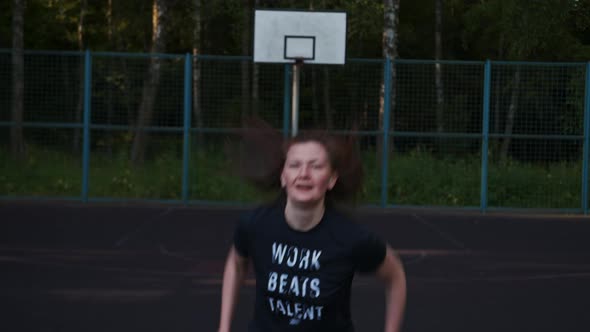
[233,212,254,258]
[352,228,387,273]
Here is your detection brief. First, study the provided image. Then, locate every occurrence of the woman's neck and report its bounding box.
[284,199,326,232]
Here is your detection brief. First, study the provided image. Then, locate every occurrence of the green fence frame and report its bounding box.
[1,49,589,214]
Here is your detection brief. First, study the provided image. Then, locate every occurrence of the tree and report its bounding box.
[463,0,581,161]
[105,0,114,155]
[500,69,520,162]
[73,0,87,152]
[131,0,168,165]
[343,0,383,58]
[434,0,444,135]
[307,0,333,129]
[240,0,252,121]
[321,0,335,130]
[252,0,260,116]
[192,0,204,146]
[378,0,399,159]
[11,0,25,160]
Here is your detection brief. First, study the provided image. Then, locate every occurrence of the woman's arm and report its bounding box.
[375,246,407,332]
[218,246,249,332]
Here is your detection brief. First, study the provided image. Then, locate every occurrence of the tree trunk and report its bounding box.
[192,0,204,148]
[131,0,167,165]
[434,0,445,155]
[240,0,251,121]
[123,58,135,129]
[379,0,399,161]
[500,68,520,162]
[434,0,444,134]
[11,0,25,160]
[109,1,135,131]
[74,0,87,152]
[492,34,505,154]
[62,58,71,123]
[106,0,114,156]
[252,0,260,116]
[492,69,502,154]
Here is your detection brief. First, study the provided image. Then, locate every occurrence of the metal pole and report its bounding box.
[381,58,392,208]
[480,60,492,213]
[581,62,590,214]
[182,53,192,204]
[81,50,92,203]
[283,64,291,139]
[291,60,302,137]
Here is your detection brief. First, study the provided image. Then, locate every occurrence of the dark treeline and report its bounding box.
[2,0,590,165]
[2,0,590,60]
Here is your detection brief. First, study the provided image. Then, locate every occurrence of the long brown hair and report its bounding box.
[230,117,363,205]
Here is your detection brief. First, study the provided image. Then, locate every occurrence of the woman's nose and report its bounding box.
[298,165,311,177]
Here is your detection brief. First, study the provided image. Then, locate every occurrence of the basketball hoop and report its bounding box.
[253,10,346,65]
[252,9,347,137]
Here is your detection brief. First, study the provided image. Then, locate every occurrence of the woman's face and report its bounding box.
[281,141,338,206]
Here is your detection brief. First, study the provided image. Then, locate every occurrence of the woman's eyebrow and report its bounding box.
[286,157,325,163]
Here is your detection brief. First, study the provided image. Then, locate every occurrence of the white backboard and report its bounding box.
[253,10,347,65]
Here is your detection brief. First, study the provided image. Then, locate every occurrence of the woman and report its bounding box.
[218,127,406,332]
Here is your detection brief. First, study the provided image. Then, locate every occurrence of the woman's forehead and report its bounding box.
[286,141,329,159]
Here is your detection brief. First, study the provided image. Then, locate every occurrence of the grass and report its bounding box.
[389,149,482,206]
[0,145,584,209]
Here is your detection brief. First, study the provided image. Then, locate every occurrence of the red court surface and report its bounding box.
[1,201,590,331]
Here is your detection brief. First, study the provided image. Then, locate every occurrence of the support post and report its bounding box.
[182,53,193,204]
[283,64,291,138]
[480,60,492,213]
[81,50,92,203]
[380,58,392,208]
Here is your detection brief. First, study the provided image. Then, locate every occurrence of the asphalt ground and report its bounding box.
[1,201,590,331]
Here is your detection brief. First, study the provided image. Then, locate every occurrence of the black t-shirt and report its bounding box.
[233,202,387,332]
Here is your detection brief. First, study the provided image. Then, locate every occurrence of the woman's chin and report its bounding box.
[288,194,323,207]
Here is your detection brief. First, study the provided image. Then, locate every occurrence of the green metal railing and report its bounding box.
[1,49,589,214]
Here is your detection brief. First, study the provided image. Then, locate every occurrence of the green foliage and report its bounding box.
[0,145,583,210]
[107,0,153,52]
[487,158,581,208]
[201,0,244,55]
[0,145,82,196]
[342,0,383,57]
[570,0,590,56]
[396,0,436,59]
[390,149,481,206]
[462,0,584,60]
[88,150,184,199]
[0,1,11,48]
[190,148,269,202]
[357,151,381,205]
[24,1,71,50]
[2,0,588,61]
[559,67,586,136]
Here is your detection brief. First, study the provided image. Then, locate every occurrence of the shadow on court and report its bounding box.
[1,201,590,331]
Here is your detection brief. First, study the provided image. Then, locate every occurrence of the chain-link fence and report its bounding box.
[1,50,589,213]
